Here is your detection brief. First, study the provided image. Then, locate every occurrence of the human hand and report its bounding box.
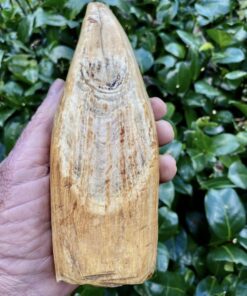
[0,79,176,296]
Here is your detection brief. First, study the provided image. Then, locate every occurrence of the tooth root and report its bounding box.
[50,2,159,287]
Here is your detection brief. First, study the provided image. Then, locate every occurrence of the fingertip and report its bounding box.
[47,78,65,96]
[39,79,65,113]
[156,120,174,146]
[159,154,177,183]
[150,97,167,120]
[28,79,65,132]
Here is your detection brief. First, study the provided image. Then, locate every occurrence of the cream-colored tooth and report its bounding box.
[50,2,159,287]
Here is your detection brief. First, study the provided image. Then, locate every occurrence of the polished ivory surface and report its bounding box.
[50,2,159,286]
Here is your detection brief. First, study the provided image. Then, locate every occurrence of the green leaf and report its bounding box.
[178,156,195,182]
[0,108,16,127]
[4,120,25,153]
[204,125,224,136]
[165,42,186,59]
[238,0,247,20]
[236,278,247,296]
[156,0,179,24]
[135,48,154,73]
[165,62,192,94]
[222,274,238,294]
[194,80,220,97]
[205,188,246,240]
[159,182,175,208]
[139,31,157,53]
[101,0,130,12]
[173,175,193,196]
[212,48,245,64]
[77,286,105,296]
[192,247,207,277]
[24,82,43,97]
[155,272,187,295]
[237,132,247,145]
[210,133,240,156]
[228,161,247,189]
[199,42,214,52]
[229,100,247,117]
[189,49,201,81]
[159,207,179,241]
[7,55,39,84]
[198,176,235,190]
[176,62,192,93]
[34,8,77,28]
[237,227,247,250]
[155,55,176,68]
[0,50,4,68]
[48,46,74,63]
[195,276,222,296]
[157,243,169,272]
[1,81,24,99]
[164,102,175,119]
[104,289,118,296]
[207,29,233,47]
[160,140,183,160]
[165,230,188,262]
[225,71,247,80]
[213,110,233,124]
[134,281,164,296]
[17,14,34,43]
[207,245,247,275]
[159,32,174,46]
[177,30,201,48]
[195,0,231,25]
[219,155,240,168]
[164,68,178,94]
[65,0,90,17]
[185,128,212,154]
[23,67,39,84]
[184,92,206,108]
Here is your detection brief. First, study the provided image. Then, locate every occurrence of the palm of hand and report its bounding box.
[0,80,176,296]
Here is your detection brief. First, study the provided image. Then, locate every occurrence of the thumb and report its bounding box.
[8,79,65,167]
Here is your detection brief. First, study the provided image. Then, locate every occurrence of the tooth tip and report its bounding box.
[87,1,109,11]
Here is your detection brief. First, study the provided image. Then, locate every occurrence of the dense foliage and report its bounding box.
[1,0,247,295]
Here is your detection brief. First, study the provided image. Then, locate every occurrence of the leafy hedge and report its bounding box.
[1,0,247,295]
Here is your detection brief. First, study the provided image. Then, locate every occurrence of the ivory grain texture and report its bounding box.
[50,2,159,287]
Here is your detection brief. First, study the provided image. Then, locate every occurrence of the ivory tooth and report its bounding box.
[50,2,159,287]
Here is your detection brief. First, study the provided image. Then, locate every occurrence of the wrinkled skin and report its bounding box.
[0,79,176,296]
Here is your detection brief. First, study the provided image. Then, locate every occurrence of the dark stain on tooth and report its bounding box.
[105,58,110,67]
[97,63,101,72]
[88,17,97,23]
[120,126,125,136]
[74,164,81,177]
[105,74,121,89]
[120,126,125,144]
[73,200,77,210]
[64,178,72,189]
